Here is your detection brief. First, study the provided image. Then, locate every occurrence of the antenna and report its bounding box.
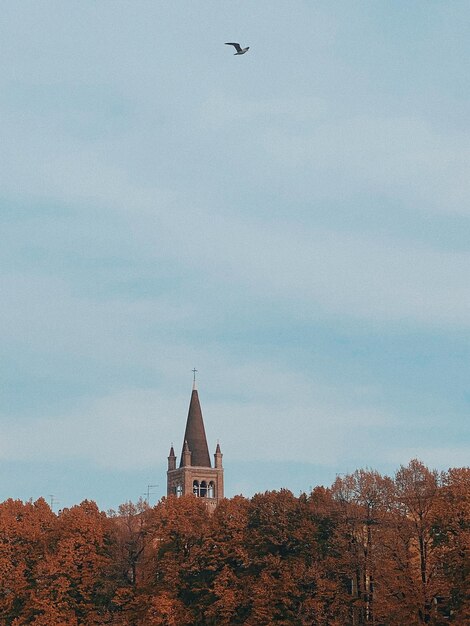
[49,494,60,512]
[145,484,159,505]
[192,368,198,389]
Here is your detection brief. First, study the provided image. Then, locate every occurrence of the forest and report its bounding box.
[0,459,468,625]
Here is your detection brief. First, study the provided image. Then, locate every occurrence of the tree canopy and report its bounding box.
[0,460,467,625]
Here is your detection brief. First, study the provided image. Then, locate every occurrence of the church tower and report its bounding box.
[167,377,224,510]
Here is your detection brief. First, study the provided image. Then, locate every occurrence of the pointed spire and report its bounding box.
[180,388,211,468]
[181,439,192,466]
[168,444,176,471]
[214,441,223,468]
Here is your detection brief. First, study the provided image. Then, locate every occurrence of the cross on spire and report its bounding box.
[192,368,198,389]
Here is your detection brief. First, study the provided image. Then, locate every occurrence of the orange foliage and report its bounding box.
[0,461,467,625]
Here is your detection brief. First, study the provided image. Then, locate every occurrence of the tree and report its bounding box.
[0,498,56,625]
[203,496,250,625]
[138,495,211,625]
[331,470,395,625]
[0,459,467,625]
[431,467,470,623]
[21,500,115,625]
[386,460,443,625]
[242,490,321,625]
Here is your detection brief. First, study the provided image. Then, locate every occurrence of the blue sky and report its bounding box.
[1,1,469,510]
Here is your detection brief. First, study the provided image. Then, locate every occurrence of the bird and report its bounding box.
[225,42,250,55]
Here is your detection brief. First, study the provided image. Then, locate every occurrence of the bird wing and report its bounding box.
[225,42,242,53]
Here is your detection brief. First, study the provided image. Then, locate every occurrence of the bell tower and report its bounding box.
[167,375,224,510]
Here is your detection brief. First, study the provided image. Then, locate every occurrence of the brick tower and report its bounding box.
[167,377,223,510]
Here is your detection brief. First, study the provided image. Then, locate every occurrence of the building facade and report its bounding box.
[167,383,223,511]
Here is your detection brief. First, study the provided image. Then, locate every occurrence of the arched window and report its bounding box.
[208,481,215,498]
[193,480,200,496]
[176,483,183,497]
[200,481,207,497]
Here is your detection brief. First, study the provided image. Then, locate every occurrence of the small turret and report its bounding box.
[182,440,192,467]
[214,442,223,469]
[168,445,176,471]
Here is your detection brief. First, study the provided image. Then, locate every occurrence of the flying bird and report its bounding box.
[225,42,250,55]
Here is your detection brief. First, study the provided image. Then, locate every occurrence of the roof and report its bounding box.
[179,389,211,468]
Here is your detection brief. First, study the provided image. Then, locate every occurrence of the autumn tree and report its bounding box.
[203,495,251,625]
[16,500,116,625]
[305,486,349,626]
[0,460,467,626]
[0,498,56,625]
[330,469,396,625]
[242,489,324,625]
[136,495,211,625]
[431,467,470,623]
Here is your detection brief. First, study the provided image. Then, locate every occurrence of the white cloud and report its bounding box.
[0,360,391,470]
[199,92,470,216]
[0,389,180,470]
[3,167,470,337]
[136,207,470,328]
[0,271,191,361]
[3,89,469,330]
[271,115,470,214]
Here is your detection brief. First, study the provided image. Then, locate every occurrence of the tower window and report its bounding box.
[176,483,182,497]
[193,480,200,496]
[208,481,215,498]
[200,481,207,497]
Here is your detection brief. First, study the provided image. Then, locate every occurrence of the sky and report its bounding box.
[1,1,469,511]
